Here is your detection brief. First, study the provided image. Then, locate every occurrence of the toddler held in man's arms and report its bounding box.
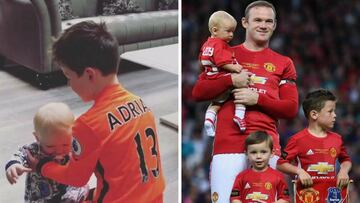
[5,102,88,202]
[200,10,251,136]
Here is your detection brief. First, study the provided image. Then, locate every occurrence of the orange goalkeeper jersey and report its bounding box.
[40,84,165,202]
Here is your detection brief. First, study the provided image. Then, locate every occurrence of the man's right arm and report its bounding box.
[192,71,250,101]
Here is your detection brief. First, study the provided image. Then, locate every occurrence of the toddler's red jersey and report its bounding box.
[231,167,290,202]
[41,84,165,202]
[199,37,236,79]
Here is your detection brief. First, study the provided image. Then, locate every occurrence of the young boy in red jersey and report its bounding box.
[277,89,351,196]
[28,21,165,203]
[200,10,250,136]
[231,131,289,203]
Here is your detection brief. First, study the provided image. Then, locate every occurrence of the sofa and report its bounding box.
[0,0,178,86]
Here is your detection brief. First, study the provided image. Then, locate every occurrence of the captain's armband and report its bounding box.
[279,79,296,86]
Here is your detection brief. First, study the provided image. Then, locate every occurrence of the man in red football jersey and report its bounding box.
[192,1,298,203]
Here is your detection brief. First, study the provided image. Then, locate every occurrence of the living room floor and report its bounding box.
[0,65,178,202]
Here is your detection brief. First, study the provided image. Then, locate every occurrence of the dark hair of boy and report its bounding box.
[52,21,119,76]
[302,88,337,119]
[245,130,273,151]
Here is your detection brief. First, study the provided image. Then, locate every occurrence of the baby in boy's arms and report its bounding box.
[5,102,88,202]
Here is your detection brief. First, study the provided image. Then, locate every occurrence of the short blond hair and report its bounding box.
[34,102,74,138]
[208,10,237,34]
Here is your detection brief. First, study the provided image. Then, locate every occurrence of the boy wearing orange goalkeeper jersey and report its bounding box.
[28,21,165,203]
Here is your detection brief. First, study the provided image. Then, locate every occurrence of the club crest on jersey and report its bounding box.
[329,147,337,158]
[298,187,320,203]
[307,162,334,174]
[72,137,82,156]
[264,62,276,72]
[245,192,268,200]
[212,192,219,203]
[326,187,342,203]
[265,182,272,190]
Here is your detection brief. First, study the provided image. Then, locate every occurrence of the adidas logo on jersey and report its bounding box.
[244,183,251,189]
[306,149,314,155]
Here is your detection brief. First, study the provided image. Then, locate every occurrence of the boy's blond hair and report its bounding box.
[208,11,237,34]
[34,102,74,139]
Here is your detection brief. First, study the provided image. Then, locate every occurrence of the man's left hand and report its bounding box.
[232,88,259,106]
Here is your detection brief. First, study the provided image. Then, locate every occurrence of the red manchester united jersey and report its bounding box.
[277,128,351,179]
[199,37,236,79]
[41,84,165,203]
[193,44,297,155]
[231,167,290,203]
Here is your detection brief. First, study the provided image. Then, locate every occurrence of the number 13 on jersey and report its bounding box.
[134,127,161,183]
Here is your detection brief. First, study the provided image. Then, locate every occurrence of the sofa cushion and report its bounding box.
[101,0,143,16]
[58,0,77,20]
[61,10,178,45]
[69,0,98,17]
[158,0,178,10]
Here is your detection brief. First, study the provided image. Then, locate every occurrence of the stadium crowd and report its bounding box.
[182,0,360,202]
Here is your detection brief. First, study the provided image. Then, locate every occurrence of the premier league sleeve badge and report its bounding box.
[72,137,82,158]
